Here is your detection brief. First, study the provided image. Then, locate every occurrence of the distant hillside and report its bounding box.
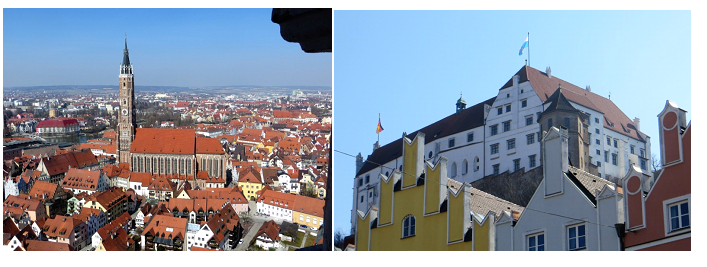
[3,85,332,95]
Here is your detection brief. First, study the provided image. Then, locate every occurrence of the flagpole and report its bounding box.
[527,32,530,67]
[378,113,380,146]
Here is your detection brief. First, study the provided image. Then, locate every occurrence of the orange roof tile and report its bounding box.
[130,128,195,155]
[62,168,102,191]
[196,137,226,154]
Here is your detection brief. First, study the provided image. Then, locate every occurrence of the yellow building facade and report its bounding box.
[355,132,498,251]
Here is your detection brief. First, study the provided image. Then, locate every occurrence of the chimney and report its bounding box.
[542,126,568,196]
[546,66,552,78]
[633,117,640,132]
[586,85,591,92]
[513,75,519,87]
[372,141,380,152]
[355,153,364,174]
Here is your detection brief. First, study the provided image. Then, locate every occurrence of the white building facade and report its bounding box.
[351,66,650,233]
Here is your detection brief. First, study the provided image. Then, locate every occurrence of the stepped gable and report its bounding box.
[503,65,647,141]
[130,128,195,155]
[357,97,496,176]
[196,137,226,154]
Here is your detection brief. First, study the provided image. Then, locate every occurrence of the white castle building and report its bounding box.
[351,65,652,233]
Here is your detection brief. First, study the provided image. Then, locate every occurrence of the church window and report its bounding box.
[402,215,416,238]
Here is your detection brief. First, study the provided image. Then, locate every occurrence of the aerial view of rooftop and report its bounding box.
[3,8,332,252]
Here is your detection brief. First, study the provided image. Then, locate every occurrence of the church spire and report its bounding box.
[122,37,131,69]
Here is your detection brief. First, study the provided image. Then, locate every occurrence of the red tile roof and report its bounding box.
[36,118,79,128]
[509,66,647,141]
[143,214,187,241]
[62,168,101,191]
[195,138,225,154]
[28,180,58,199]
[130,128,196,155]
[256,220,281,242]
[42,215,83,239]
[238,166,263,184]
[25,240,73,251]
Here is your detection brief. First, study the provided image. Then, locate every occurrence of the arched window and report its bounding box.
[474,156,480,172]
[462,159,468,175]
[402,215,416,238]
[450,162,457,178]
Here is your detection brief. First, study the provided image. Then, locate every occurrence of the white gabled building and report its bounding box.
[352,66,651,233]
[494,127,623,251]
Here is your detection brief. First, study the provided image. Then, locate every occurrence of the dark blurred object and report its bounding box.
[272,8,332,53]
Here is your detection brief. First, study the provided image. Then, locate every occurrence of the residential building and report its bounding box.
[495,127,623,251]
[42,215,88,250]
[238,166,264,201]
[254,220,281,250]
[82,187,128,222]
[141,214,187,251]
[35,118,80,135]
[621,100,690,250]
[62,168,109,195]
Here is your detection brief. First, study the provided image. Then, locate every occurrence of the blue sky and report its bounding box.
[333,10,691,235]
[3,8,332,87]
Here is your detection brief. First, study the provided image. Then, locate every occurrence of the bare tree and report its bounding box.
[651,153,661,172]
[334,228,345,250]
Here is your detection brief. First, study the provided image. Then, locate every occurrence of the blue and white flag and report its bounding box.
[519,36,529,56]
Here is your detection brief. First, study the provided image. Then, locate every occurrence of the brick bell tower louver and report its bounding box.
[117,38,136,163]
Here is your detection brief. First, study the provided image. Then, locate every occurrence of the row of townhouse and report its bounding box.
[256,188,326,230]
[351,66,653,233]
[354,101,689,251]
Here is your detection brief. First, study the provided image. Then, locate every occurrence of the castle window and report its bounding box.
[596,149,601,155]
[448,138,455,148]
[612,153,618,166]
[490,143,499,155]
[613,140,618,148]
[402,215,416,238]
[513,158,520,172]
[630,146,635,154]
[507,138,516,150]
[462,160,468,175]
[521,99,527,108]
[503,121,511,132]
[595,128,600,134]
[506,104,511,112]
[529,155,536,168]
[596,139,600,145]
[497,107,503,115]
[450,162,457,178]
[526,116,533,126]
[492,164,500,176]
[467,132,474,142]
[490,125,498,136]
[527,134,535,145]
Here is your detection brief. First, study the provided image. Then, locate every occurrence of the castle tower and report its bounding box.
[537,85,595,175]
[117,38,136,163]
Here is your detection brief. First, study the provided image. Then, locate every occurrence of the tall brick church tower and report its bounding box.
[117,38,136,163]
